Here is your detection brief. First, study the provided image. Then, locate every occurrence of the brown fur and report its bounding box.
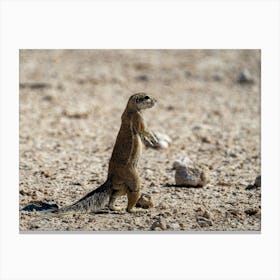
[55,93,157,214]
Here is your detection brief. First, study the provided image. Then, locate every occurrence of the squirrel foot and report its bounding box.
[109,205,124,212]
[126,207,148,214]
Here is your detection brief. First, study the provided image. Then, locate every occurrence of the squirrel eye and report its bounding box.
[144,96,149,100]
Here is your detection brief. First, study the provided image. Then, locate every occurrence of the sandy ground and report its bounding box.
[19,50,261,231]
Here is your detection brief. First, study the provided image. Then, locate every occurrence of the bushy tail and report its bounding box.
[53,180,112,214]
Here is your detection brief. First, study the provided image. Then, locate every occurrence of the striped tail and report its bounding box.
[54,180,112,214]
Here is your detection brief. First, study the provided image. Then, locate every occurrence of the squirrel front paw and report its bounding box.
[144,131,159,146]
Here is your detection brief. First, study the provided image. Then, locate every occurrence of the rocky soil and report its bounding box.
[19,50,261,231]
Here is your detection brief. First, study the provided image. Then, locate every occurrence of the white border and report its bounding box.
[1,1,279,280]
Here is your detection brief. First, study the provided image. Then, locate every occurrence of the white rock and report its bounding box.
[145,131,172,149]
[157,139,169,149]
[172,158,208,187]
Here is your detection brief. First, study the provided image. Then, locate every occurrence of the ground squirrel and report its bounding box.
[52,93,158,214]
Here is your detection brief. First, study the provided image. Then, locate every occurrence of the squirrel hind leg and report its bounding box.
[109,188,126,211]
[126,190,143,213]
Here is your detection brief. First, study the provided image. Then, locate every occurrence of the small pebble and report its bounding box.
[254,175,261,188]
[168,222,181,230]
[158,202,168,210]
[237,69,254,84]
[136,193,154,209]
[245,175,261,190]
[196,216,213,227]
[136,74,150,82]
[244,208,258,216]
[212,72,224,81]
[151,217,167,230]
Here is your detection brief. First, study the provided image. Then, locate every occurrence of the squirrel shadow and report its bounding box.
[163,183,203,189]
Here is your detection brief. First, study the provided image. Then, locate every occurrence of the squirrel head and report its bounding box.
[127,93,157,111]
